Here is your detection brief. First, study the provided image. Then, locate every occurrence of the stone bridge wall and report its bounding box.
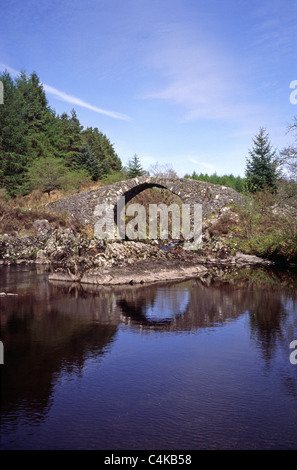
[47,176,244,229]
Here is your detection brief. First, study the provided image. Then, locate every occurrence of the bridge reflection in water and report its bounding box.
[118,284,190,328]
[1,265,297,450]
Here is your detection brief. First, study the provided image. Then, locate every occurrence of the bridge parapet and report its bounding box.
[47,176,244,234]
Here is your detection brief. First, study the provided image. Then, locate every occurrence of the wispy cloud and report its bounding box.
[141,23,263,123]
[0,63,19,77]
[188,156,216,172]
[42,84,130,121]
[0,63,130,121]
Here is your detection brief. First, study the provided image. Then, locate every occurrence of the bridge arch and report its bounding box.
[47,176,244,237]
[111,179,186,240]
[95,176,197,240]
[97,176,194,208]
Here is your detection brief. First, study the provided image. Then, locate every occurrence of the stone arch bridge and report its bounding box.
[47,176,243,237]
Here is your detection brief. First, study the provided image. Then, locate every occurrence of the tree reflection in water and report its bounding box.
[0,265,296,445]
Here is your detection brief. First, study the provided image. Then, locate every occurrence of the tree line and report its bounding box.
[185,123,297,199]
[184,171,246,192]
[1,68,296,203]
[0,70,123,196]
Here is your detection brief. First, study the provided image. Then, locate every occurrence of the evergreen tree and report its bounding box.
[245,127,278,192]
[72,143,101,180]
[15,71,55,160]
[127,154,145,178]
[55,110,83,164]
[184,171,246,192]
[0,71,29,195]
[82,127,122,176]
[0,71,26,155]
[0,70,124,196]
[0,153,29,196]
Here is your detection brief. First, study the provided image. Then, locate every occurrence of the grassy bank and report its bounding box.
[0,188,84,236]
[222,193,297,263]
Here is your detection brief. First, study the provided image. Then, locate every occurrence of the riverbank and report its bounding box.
[0,228,282,286]
[48,252,277,285]
[1,204,296,286]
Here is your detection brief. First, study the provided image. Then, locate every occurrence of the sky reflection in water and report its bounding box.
[0,265,297,450]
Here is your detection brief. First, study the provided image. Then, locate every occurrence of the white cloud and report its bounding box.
[188,156,216,172]
[0,63,20,77]
[43,84,130,121]
[0,63,130,121]
[141,23,263,123]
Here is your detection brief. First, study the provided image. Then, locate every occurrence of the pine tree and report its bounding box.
[245,127,278,192]
[82,127,122,176]
[0,70,124,195]
[72,143,101,180]
[0,71,26,155]
[55,110,83,164]
[15,71,55,160]
[127,154,145,178]
[0,71,29,195]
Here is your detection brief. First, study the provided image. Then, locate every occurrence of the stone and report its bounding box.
[233,253,273,266]
[46,176,244,231]
[33,219,52,240]
[35,249,48,264]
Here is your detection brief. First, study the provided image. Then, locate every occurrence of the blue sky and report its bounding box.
[0,0,296,177]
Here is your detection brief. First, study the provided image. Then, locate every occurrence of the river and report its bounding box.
[0,264,297,450]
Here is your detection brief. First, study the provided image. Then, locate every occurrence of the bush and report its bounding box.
[0,193,89,236]
[27,157,90,195]
[100,169,127,185]
[245,232,297,262]
[228,189,297,262]
[60,168,90,192]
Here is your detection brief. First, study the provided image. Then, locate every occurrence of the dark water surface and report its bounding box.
[0,265,297,450]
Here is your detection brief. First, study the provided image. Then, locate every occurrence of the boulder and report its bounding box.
[33,219,52,241]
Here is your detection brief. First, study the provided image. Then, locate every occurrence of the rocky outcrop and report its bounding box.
[0,209,277,285]
[0,234,42,262]
[50,259,209,285]
[0,221,89,265]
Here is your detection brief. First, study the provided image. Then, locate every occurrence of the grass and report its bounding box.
[222,193,297,263]
[0,189,83,236]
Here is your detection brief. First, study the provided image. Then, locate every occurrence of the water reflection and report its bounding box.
[0,265,297,449]
[118,284,190,327]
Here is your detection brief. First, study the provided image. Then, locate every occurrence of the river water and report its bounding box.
[0,264,297,450]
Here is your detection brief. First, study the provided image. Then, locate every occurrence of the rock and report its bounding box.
[78,259,208,285]
[48,270,81,282]
[233,252,273,266]
[0,235,41,261]
[35,249,48,264]
[33,219,52,241]
[104,241,166,262]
